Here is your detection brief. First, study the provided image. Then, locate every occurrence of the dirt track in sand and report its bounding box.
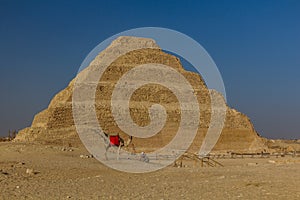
[0,142,299,200]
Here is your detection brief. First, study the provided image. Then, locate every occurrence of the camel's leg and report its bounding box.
[117,145,121,160]
[104,144,110,160]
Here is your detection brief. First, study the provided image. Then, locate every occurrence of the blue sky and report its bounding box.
[0,0,299,139]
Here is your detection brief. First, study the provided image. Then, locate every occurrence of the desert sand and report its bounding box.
[0,141,299,200]
[2,37,299,199]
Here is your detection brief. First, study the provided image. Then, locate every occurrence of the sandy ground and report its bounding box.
[0,142,299,200]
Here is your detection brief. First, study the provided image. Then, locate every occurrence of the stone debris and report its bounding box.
[61,147,74,152]
[79,154,94,159]
[26,168,38,175]
[247,162,258,166]
[0,169,9,175]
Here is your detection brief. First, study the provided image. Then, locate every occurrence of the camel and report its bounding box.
[102,132,133,160]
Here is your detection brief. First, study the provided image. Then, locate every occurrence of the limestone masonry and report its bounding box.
[15,36,268,153]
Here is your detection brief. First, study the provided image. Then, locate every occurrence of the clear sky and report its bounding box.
[0,0,299,139]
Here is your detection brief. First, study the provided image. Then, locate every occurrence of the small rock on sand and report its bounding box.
[80,154,93,159]
[247,163,258,166]
[26,168,36,175]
